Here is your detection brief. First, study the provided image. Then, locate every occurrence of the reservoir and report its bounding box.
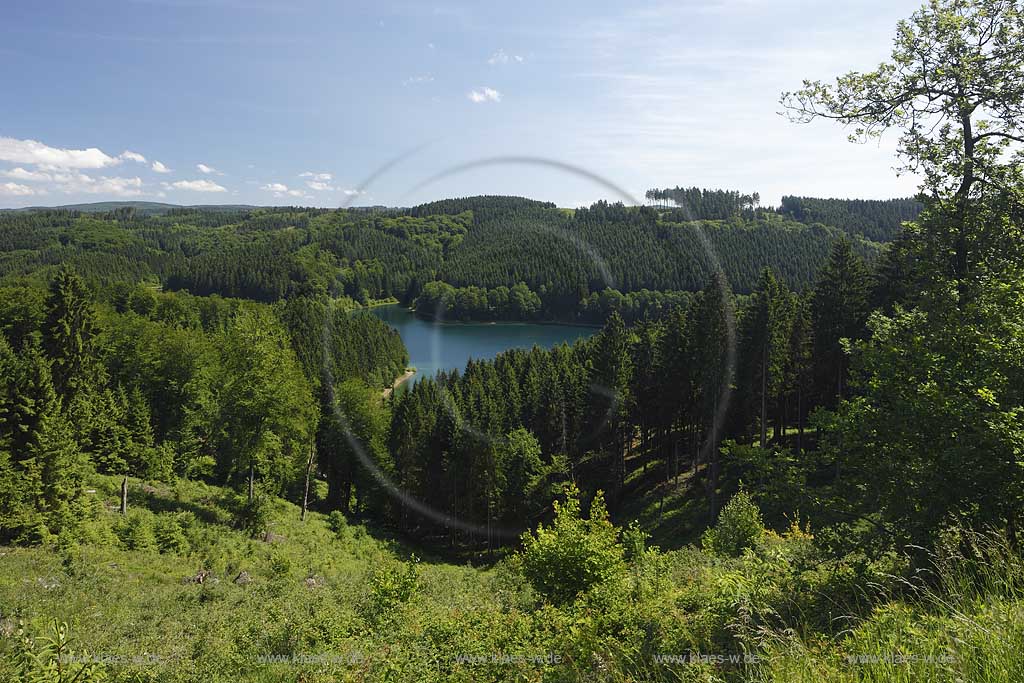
[368,304,598,385]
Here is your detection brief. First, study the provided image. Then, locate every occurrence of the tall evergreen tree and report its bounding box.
[43,267,102,403]
[689,273,736,519]
[586,312,633,500]
[811,239,869,407]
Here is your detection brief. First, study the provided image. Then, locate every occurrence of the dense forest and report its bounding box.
[0,191,886,323]
[777,196,923,242]
[3,1,1024,681]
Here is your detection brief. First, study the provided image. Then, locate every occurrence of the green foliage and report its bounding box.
[43,267,102,402]
[518,485,625,604]
[8,621,107,683]
[153,513,191,555]
[645,186,761,218]
[216,307,316,497]
[366,556,420,618]
[702,488,765,557]
[232,493,271,539]
[778,196,922,242]
[115,511,155,551]
[326,510,348,537]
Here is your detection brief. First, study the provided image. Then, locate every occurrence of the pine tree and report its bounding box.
[586,312,633,500]
[785,296,814,453]
[43,267,102,403]
[811,238,869,407]
[32,400,87,537]
[689,272,736,519]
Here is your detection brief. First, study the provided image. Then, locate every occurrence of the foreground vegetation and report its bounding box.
[2,476,1022,682]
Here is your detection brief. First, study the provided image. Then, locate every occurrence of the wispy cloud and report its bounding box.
[261,182,308,198]
[467,87,501,103]
[151,160,172,173]
[69,175,145,197]
[3,167,53,182]
[402,74,434,86]
[166,179,227,192]
[299,171,332,181]
[487,49,523,65]
[196,163,220,174]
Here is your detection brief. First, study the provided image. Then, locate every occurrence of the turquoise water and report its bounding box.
[367,304,598,384]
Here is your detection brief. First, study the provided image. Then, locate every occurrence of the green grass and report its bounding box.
[3,477,1023,683]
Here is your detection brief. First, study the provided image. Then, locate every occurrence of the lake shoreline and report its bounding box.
[382,368,416,398]
[409,309,603,329]
[369,304,599,383]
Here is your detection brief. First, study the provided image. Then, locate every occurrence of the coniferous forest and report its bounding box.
[3,1,1024,681]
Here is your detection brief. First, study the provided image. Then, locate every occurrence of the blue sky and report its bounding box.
[1,0,925,209]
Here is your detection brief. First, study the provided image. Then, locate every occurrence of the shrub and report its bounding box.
[115,511,155,551]
[153,514,191,555]
[9,621,106,683]
[702,487,764,558]
[518,485,625,604]
[232,494,270,538]
[327,510,348,539]
[367,556,420,617]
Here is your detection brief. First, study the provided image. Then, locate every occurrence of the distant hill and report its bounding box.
[2,201,262,215]
[777,196,922,242]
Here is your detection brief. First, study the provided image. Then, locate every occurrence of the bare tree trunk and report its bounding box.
[248,462,255,503]
[301,438,315,521]
[120,476,128,515]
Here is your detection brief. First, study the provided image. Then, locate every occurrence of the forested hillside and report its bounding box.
[0,195,883,323]
[3,1,1024,680]
[777,196,923,242]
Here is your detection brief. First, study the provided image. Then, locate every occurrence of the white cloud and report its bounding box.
[258,181,309,200]
[120,150,147,164]
[3,167,53,182]
[2,167,146,197]
[467,87,502,103]
[196,163,218,174]
[0,182,38,196]
[487,49,524,65]
[65,175,145,197]
[151,160,172,173]
[166,179,227,192]
[261,182,306,198]
[342,189,364,196]
[299,171,333,181]
[306,181,335,191]
[0,136,122,169]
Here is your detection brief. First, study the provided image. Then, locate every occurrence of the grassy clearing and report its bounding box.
[2,477,1022,682]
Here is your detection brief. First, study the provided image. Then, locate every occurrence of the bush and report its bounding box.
[153,514,191,555]
[518,485,625,605]
[232,494,270,538]
[115,511,155,551]
[327,510,348,539]
[9,621,106,683]
[702,487,764,557]
[366,557,419,618]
